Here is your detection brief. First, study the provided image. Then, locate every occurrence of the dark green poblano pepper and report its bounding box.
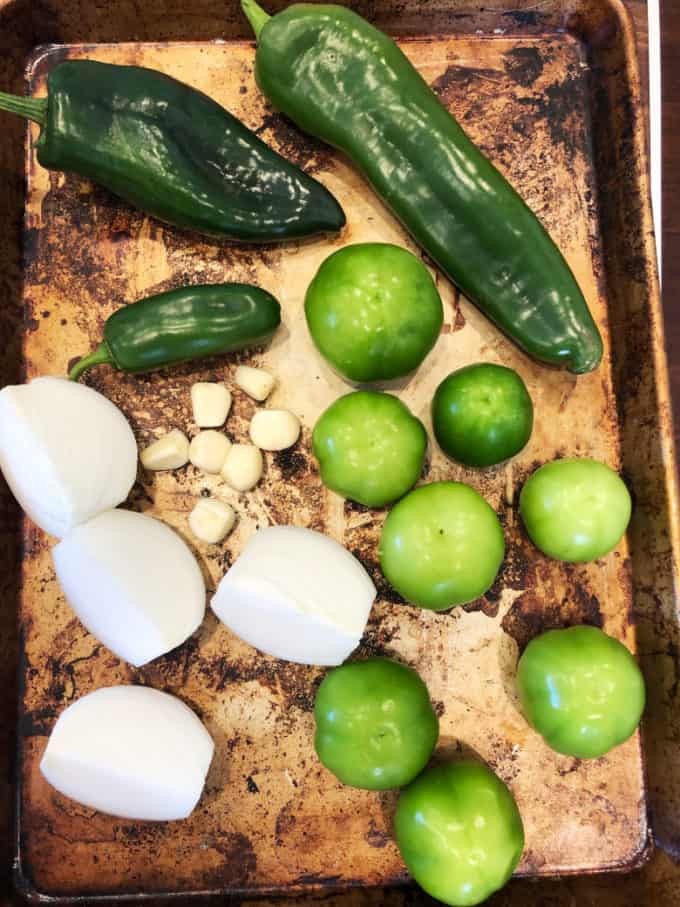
[242,0,603,374]
[0,60,345,241]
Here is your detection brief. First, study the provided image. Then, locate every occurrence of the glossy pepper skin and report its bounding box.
[242,1,603,373]
[314,657,439,790]
[0,60,345,241]
[69,284,280,381]
[395,761,524,906]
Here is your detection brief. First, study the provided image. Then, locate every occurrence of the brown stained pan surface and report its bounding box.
[10,3,675,900]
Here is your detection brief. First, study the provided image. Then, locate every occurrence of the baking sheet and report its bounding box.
[15,28,651,900]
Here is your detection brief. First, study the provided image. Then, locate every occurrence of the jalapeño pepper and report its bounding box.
[69,284,281,381]
[0,60,345,241]
[242,1,603,374]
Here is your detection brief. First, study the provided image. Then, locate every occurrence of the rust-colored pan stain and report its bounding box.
[4,0,677,901]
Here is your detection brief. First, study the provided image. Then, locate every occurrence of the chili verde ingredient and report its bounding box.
[313,391,427,506]
[189,499,236,544]
[211,525,376,665]
[235,365,276,401]
[517,625,645,759]
[395,761,524,906]
[0,377,137,538]
[69,283,281,381]
[243,0,602,374]
[53,509,205,667]
[304,243,443,382]
[314,657,439,790]
[191,383,232,428]
[380,482,505,610]
[520,458,632,562]
[40,686,214,820]
[141,429,190,471]
[432,363,533,467]
[221,444,264,491]
[189,430,231,475]
[0,60,345,240]
[249,409,301,450]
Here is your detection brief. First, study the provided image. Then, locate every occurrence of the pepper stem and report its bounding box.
[0,90,47,126]
[242,0,271,39]
[68,342,114,382]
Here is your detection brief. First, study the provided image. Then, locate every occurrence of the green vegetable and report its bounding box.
[242,0,603,374]
[517,625,645,758]
[395,761,524,907]
[379,482,504,610]
[313,391,427,507]
[305,243,443,382]
[0,60,345,241]
[432,363,533,467]
[314,657,439,790]
[519,458,632,562]
[69,284,280,381]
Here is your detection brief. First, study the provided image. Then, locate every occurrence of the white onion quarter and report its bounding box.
[40,686,214,820]
[53,509,205,667]
[211,525,376,666]
[0,376,137,538]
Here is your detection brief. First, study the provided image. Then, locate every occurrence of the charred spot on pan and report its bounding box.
[275,802,296,842]
[515,67,589,158]
[254,111,334,173]
[351,549,406,606]
[503,47,545,88]
[273,446,309,480]
[501,9,541,27]
[365,821,390,848]
[430,64,503,101]
[501,585,603,654]
[19,706,57,738]
[463,585,501,618]
[357,617,400,658]
[205,831,257,884]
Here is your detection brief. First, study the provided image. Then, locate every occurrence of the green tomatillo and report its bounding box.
[395,761,525,906]
[432,363,533,467]
[517,625,645,759]
[519,458,632,562]
[304,243,443,383]
[314,657,439,790]
[312,391,427,507]
[379,481,505,610]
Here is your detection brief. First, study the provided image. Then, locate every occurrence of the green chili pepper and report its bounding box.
[69,284,281,381]
[0,60,345,241]
[242,1,603,374]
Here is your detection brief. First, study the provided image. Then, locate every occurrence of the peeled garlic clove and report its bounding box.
[140,429,190,470]
[191,383,232,428]
[234,365,275,402]
[53,509,205,667]
[189,499,236,544]
[220,444,263,492]
[189,431,231,475]
[249,409,301,451]
[211,525,376,666]
[0,376,137,538]
[40,685,214,820]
